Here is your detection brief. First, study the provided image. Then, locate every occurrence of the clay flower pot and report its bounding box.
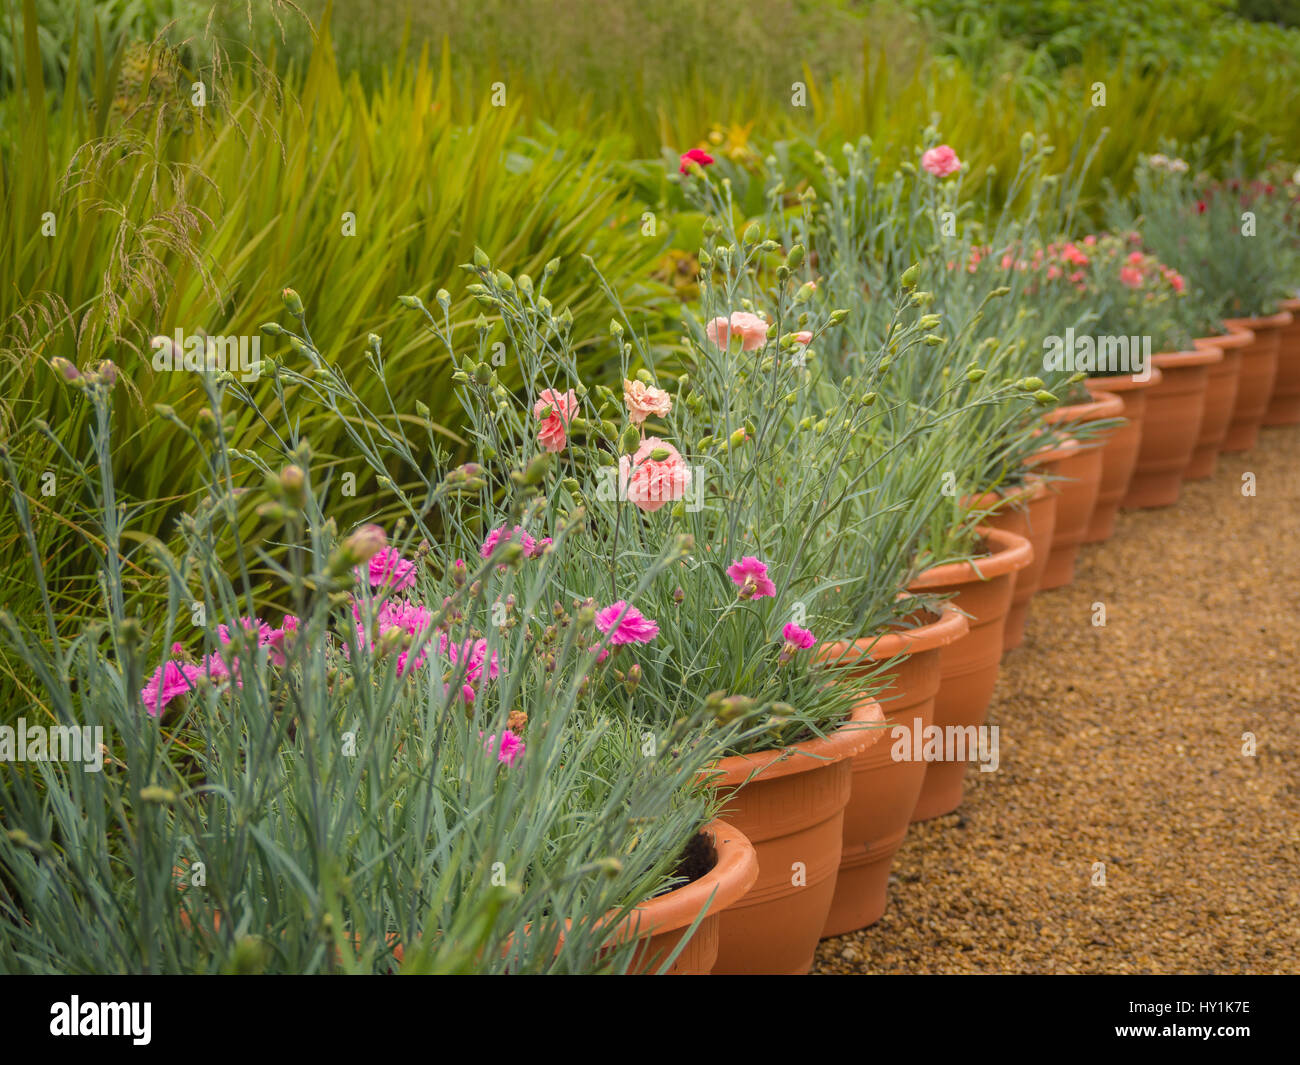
[1122,347,1221,508]
[1082,370,1161,541]
[906,527,1033,821]
[498,821,760,974]
[1036,391,1124,589]
[1262,297,1300,426]
[963,476,1058,652]
[1186,329,1251,479]
[613,819,759,974]
[1220,311,1293,452]
[708,699,885,974]
[817,607,969,937]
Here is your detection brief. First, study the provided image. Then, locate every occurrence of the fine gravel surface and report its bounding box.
[816,421,1300,974]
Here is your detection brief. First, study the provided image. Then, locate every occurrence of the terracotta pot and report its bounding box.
[1122,347,1222,507]
[1036,391,1124,589]
[1186,329,1251,479]
[817,608,970,937]
[1220,311,1293,452]
[614,819,759,974]
[963,476,1058,651]
[1082,370,1161,541]
[1262,298,1300,426]
[905,527,1033,821]
[709,699,885,974]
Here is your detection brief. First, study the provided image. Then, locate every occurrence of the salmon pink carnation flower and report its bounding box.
[706,311,769,351]
[921,145,961,178]
[533,388,578,453]
[619,437,691,513]
[623,379,673,425]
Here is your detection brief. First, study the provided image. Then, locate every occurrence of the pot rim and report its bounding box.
[1085,366,1163,392]
[1026,434,1081,466]
[1195,330,1254,350]
[1042,389,1125,425]
[819,603,970,666]
[609,818,760,945]
[1224,310,1294,331]
[1280,297,1300,312]
[1153,346,1222,368]
[706,697,885,787]
[907,525,1035,591]
[961,472,1049,513]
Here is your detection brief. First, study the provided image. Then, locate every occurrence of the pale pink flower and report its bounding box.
[595,601,660,645]
[792,331,813,345]
[921,145,961,178]
[726,556,776,599]
[619,437,691,513]
[533,388,578,453]
[706,311,769,351]
[623,379,673,425]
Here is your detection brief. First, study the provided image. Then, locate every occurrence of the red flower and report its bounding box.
[1196,201,1208,214]
[679,148,714,174]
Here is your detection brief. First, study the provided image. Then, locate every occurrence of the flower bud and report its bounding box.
[138,785,176,804]
[50,357,79,381]
[619,423,641,454]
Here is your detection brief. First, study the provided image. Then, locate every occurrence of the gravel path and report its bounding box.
[816,422,1300,974]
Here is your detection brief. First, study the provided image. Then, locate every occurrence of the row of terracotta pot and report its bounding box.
[620,302,1300,975]
[173,306,1300,976]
